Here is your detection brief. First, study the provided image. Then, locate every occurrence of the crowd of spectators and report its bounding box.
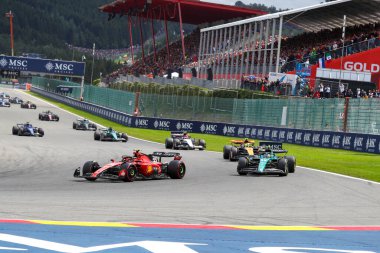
[280,22,380,72]
[107,29,200,79]
[104,22,380,94]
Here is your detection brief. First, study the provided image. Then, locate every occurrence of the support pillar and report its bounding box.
[275,16,284,73]
[178,2,186,63]
[164,10,171,65]
[151,12,157,63]
[138,15,145,62]
[128,16,134,64]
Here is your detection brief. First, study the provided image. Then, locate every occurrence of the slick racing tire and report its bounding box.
[168,160,186,179]
[94,131,101,140]
[82,161,100,181]
[90,124,97,131]
[237,157,248,176]
[277,158,288,177]
[229,147,239,161]
[120,163,137,182]
[223,145,232,159]
[121,133,128,142]
[39,114,43,120]
[285,156,296,173]
[73,122,77,129]
[165,138,174,149]
[199,139,206,150]
[12,126,18,135]
[38,128,44,137]
[173,138,180,150]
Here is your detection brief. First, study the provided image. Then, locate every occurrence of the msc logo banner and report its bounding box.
[0,55,84,76]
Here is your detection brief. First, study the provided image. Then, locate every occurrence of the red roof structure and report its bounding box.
[99,0,266,25]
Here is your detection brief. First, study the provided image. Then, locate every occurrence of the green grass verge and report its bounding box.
[28,91,380,182]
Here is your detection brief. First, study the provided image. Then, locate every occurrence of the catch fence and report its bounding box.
[31,77,380,135]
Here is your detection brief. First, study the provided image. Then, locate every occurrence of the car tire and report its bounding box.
[121,133,128,142]
[173,138,180,150]
[73,122,77,129]
[167,160,186,179]
[18,129,22,136]
[38,128,44,137]
[94,131,100,140]
[56,116,59,122]
[223,145,232,159]
[285,156,296,173]
[82,161,100,181]
[120,163,137,182]
[237,157,248,175]
[277,158,288,176]
[12,126,18,135]
[165,138,174,149]
[199,139,206,150]
[229,147,238,161]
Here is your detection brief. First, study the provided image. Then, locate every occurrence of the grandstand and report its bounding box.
[102,0,380,96]
[99,0,266,78]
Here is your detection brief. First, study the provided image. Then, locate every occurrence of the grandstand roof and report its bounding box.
[202,0,380,32]
[99,0,266,25]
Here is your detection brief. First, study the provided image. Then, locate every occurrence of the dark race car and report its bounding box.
[165,131,206,150]
[236,142,296,177]
[39,110,59,121]
[0,98,11,107]
[223,139,256,161]
[73,150,186,182]
[9,97,23,104]
[73,118,97,131]
[21,101,37,109]
[12,122,44,137]
[94,127,128,142]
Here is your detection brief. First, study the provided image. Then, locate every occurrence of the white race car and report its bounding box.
[165,131,206,150]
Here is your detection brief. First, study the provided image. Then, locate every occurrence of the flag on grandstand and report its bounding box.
[325,52,332,61]
[318,57,326,68]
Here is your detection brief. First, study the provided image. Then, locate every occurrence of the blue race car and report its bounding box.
[12,122,44,137]
[94,127,128,142]
[0,98,11,107]
[236,142,296,177]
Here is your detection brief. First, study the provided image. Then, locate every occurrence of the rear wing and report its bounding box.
[152,151,181,157]
[170,131,185,138]
[258,142,287,153]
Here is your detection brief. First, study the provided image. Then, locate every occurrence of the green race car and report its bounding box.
[236,142,296,177]
[94,127,128,142]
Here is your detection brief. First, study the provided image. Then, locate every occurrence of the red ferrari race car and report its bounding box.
[73,150,186,182]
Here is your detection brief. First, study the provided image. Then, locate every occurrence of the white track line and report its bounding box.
[19,89,380,185]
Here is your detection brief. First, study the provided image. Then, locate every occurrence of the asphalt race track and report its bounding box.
[1,87,380,226]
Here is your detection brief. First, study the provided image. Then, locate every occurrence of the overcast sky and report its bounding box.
[204,0,323,10]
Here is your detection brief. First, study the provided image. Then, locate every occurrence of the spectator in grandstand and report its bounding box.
[339,83,345,96]
[318,83,324,98]
[324,85,331,98]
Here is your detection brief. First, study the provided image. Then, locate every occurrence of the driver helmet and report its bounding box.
[244,138,249,143]
[108,127,113,131]
[133,149,141,157]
